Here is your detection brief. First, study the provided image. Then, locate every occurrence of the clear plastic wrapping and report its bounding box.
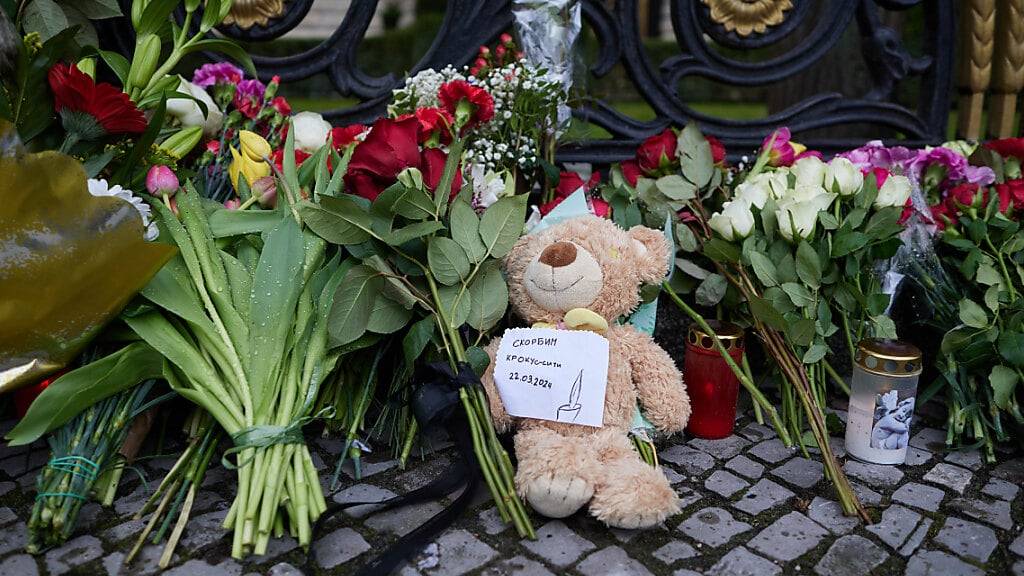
[512,0,581,128]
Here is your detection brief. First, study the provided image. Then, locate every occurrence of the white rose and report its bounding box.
[785,185,837,213]
[792,156,826,187]
[167,78,223,138]
[709,200,755,241]
[776,201,820,242]
[291,111,332,153]
[734,180,769,209]
[875,174,912,208]
[824,157,864,196]
[748,170,789,200]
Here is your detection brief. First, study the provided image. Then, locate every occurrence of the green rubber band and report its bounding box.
[35,491,88,501]
[46,456,100,481]
[221,406,335,469]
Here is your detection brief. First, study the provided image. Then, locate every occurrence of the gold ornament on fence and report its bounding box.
[222,0,286,29]
[701,0,794,36]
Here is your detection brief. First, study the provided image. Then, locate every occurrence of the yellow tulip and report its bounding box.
[229,145,271,192]
[239,130,271,162]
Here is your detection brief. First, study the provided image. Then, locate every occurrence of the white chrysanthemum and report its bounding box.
[88,178,159,241]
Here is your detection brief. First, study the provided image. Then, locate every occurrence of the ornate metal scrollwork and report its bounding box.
[99,0,955,163]
[223,0,288,29]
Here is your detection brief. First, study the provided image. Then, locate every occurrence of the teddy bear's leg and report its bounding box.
[514,427,597,518]
[587,430,680,529]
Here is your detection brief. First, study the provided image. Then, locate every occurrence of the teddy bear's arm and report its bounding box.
[480,336,514,433]
[620,327,691,434]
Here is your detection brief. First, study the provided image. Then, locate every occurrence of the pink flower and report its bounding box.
[146,165,179,197]
[233,79,266,119]
[224,198,241,210]
[205,140,220,154]
[270,96,291,115]
[590,197,610,218]
[906,147,994,189]
[839,140,914,171]
[192,63,244,88]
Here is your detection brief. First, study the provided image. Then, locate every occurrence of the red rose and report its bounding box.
[947,182,982,208]
[415,107,454,144]
[420,147,463,200]
[555,171,600,199]
[330,124,366,151]
[438,80,495,131]
[620,159,642,187]
[270,96,291,115]
[996,183,1014,215]
[344,116,421,200]
[271,148,311,171]
[48,62,146,135]
[636,129,677,175]
[985,138,1024,160]
[706,135,726,165]
[930,202,954,230]
[538,195,565,216]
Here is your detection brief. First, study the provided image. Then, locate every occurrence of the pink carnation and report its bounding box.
[192,62,244,88]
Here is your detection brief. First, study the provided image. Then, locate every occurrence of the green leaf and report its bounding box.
[367,296,413,334]
[450,200,487,262]
[402,316,437,364]
[675,258,711,280]
[66,0,121,18]
[997,332,1024,367]
[387,221,445,246]
[702,238,741,263]
[373,183,436,220]
[208,209,281,238]
[786,318,816,346]
[328,265,383,347]
[467,261,508,331]
[781,282,814,308]
[941,326,976,354]
[677,123,714,188]
[870,315,898,339]
[863,207,903,240]
[61,4,99,48]
[831,231,869,258]
[795,241,822,288]
[136,0,178,36]
[695,273,727,307]
[428,237,471,285]
[299,196,380,245]
[985,285,1001,312]
[845,208,867,229]
[867,293,890,316]
[182,39,257,78]
[976,263,1003,286]
[748,251,779,287]
[438,284,471,328]
[655,174,697,201]
[775,253,797,284]
[989,365,1018,410]
[749,296,786,330]
[22,0,68,41]
[802,343,828,364]
[675,223,698,252]
[818,212,839,231]
[5,343,163,445]
[479,194,528,259]
[466,346,491,376]
[959,299,989,329]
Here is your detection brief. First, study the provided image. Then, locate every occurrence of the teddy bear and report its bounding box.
[481,216,690,529]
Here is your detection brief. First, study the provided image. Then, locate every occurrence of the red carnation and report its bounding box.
[706,134,726,165]
[330,124,366,151]
[270,96,292,115]
[344,116,422,200]
[636,129,678,175]
[271,148,311,171]
[48,62,146,136]
[438,80,495,131]
[421,147,463,201]
[947,182,982,208]
[985,138,1024,160]
[415,107,454,144]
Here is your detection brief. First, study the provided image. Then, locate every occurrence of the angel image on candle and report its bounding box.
[870,390,915,450]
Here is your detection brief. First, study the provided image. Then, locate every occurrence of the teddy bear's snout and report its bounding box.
[539,242,577,268]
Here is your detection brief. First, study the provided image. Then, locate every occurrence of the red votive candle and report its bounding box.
[684,320,744,439]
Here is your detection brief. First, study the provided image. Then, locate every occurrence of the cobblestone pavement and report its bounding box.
[0,408,1021,576]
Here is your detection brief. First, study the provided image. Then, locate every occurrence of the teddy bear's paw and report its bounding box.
[523,474,593,518]
[590,469,680,529]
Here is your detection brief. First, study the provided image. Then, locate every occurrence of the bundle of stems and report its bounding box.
[125,174,347,557]
[28,380,162,552]
[126,410,219,569]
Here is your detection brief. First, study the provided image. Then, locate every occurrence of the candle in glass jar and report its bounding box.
[845,339,922,465]
[684,320,744,439]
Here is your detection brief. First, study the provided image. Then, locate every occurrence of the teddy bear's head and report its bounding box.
[503,216,670,324]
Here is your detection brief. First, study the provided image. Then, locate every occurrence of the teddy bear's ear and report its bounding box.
[628,226,670,283]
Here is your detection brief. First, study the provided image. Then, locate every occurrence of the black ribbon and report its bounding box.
[306,361,482,576]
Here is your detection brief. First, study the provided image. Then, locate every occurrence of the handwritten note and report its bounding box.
[493,328,609,427]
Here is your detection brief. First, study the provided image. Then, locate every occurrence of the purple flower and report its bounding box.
[839,140,915,171]
[192,62,244,88]
[906,147,994,188]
